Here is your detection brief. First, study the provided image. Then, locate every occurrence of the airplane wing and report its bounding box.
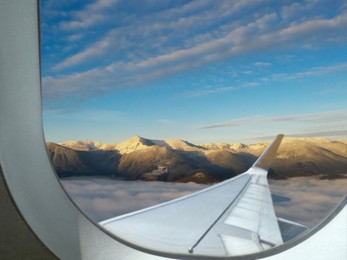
[100,135,286,257]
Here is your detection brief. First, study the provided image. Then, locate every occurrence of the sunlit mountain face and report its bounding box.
[41,0,347,144]
[48,136,347,182]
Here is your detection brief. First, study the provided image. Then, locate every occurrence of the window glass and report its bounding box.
[41,0,347,257]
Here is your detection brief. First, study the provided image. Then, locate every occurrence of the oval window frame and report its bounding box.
[0,1,346,259]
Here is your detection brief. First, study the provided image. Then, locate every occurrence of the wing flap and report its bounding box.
[101,174,252,256]
[277,217,308,242]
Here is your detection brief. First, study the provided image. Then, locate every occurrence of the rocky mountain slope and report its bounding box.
[270,137,347,178]
[47,142,120,177]
[47,136,347,182]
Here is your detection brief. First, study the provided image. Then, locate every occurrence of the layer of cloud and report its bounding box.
[61,178,205,222]
[269,177,347,227]
[254,62,272,68]
[250,130,347,142]
[42,1,347,101]
[198,110,347,130]
[183,86,239,97]
[182,81,259,97]
[269,63,347,81]
[59,0,120,31]
[53,38,111,70]
[61,176,347,229]
[43,109,126,123]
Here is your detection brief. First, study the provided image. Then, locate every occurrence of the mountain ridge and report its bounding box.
[48,136,347,183]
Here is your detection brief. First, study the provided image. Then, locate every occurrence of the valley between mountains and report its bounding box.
[46,136,347,183]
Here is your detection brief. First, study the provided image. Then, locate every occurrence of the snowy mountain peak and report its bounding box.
[164,139,206,151]
[115,136,155,154]
[201,143,248,152]
[59,140,103,151]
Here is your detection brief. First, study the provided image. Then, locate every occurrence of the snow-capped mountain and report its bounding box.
[47,136,347,182]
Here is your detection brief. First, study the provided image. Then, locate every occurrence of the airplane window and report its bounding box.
[40,0,347,257]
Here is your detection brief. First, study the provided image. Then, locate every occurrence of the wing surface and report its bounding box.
[100,135,284,257]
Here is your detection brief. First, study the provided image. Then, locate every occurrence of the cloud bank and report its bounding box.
[269,177,347,227]
[61,178,205,222]
[61,176,347,229]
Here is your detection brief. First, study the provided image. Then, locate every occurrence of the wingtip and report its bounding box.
[252,134,284,170]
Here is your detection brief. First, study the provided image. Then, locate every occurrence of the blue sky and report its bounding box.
[41,0,347,144]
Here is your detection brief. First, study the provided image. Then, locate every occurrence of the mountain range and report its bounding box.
[46,136,347,183]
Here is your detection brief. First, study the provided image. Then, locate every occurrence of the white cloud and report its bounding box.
[53,38,111,70]
[270,177,347,227]
[280,0,321,21]
[53,1,276,71]
[42,67,105,99]
[252,130,347,142]
[182,81,258,98]
[254,62,272,67]
[277,11,347,42]
[44,109,126,123]
[61,178,205,222]
[270,63,347,81]
[198,110,347,130]
[67,33,83,42]
[59,0,119,31]
[183,86,239,97]
[43,60,347,103]
[43,2,347,101]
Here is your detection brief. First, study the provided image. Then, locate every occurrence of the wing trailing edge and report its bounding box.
[277,217,308,242]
